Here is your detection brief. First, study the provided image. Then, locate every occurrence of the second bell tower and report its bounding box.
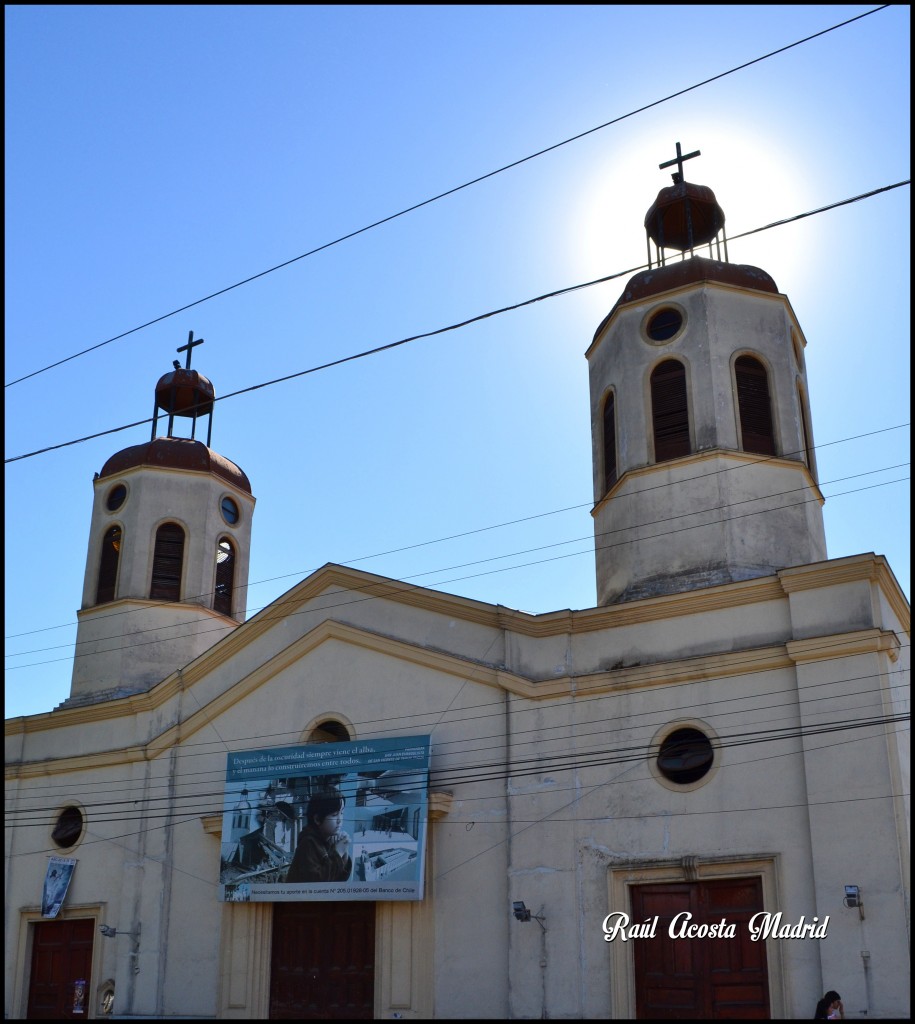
[588,145,827,604]
[68,334,255,704]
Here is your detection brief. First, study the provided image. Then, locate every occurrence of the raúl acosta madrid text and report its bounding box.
[601,911,828,943]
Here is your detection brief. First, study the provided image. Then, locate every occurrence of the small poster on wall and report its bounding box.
[72,979,86,1015]
[218,736,431,902]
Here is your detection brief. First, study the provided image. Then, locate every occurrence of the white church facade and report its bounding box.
[5,153,909,1019]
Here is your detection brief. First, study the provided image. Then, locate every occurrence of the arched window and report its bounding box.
[214,537,235,615]
[651,360,691,462]
[602,391,617,492]
[735,355,775,455]
[307,719,351,743]
[150,522,185,601]
[96,526,122,604]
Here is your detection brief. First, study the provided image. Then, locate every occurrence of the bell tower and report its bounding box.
[67,334,255,704]
[587,144,826,604]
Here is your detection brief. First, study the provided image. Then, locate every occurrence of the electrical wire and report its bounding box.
[5,178,910,466]
[6,697,905,822]
[5,722,907,886]
[6,707,906,823]
[6,421,906,645]
[7,653,906,806]
[3,4,892,391]
[5,466,907,671]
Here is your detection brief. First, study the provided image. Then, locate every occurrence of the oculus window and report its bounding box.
[657,728,714,784]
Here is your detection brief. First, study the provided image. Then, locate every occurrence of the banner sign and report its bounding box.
[42,857,76,918]
[218,736,431,902]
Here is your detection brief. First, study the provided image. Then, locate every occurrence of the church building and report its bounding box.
[5,148,909,1020]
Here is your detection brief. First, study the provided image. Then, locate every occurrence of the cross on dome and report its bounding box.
[659,141,701,184]
[177,330,205,369]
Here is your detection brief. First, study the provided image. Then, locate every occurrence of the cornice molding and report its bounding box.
[786,628,901,664]
[6,621,797,779]
[7,556,907,745]
[779,555,910,634]
[5,744,149,780]
[75,598,236,624]
[590,449,824,519]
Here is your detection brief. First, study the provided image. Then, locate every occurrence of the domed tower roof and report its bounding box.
[155,367,215,417]
[98,437,251,493]
[645,180,725,251]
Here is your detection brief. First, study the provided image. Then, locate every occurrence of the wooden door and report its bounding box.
[27,918,94,1019]
[632,878,769,1019]
[269,901,375,1019]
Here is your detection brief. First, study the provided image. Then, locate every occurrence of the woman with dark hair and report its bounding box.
[814,991,844,1019]
[286,791,352,883]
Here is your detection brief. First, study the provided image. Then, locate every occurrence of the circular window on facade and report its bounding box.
[220,496,239,525]
[645,306,685,343]
[657,728,714,784]
[106,483,127,512]
[51,805,84,849]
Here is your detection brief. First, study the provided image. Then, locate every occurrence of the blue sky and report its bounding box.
[5,5,910,719]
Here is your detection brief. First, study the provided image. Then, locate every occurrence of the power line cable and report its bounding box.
[5,178,909,465]
[5,468,907,671]
[6,706,905,820]
[6,691,902,820]
[7,632,904,807]
[3,5,892,391]
[6,421,906,644]
[6,715,906,833]
[5,453,909,659]
[7,651,905,804]
[9,725,907,903]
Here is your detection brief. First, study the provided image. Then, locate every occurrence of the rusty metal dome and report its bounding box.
[99,437,251,493]
[154,368,215,418]
[644,181,726,252]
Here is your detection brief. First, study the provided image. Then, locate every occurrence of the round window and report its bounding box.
[51,805,84,849]
[106,484,127,512]
[646,307,684,342]
[657,728,713,784]
[221,496,239,525]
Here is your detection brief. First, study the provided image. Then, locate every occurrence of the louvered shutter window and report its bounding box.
[150,523,185,601]
[96,526,121,605]
[651,360,691,462]
[735,356,775,455]
[214,538,235,615]
[603,393,617,492]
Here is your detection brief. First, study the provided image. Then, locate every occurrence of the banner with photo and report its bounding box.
[218,735,431,902]
[42,857,76,918]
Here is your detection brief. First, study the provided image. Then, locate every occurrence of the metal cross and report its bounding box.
[659,141,701,183]
[177,330,204,369]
